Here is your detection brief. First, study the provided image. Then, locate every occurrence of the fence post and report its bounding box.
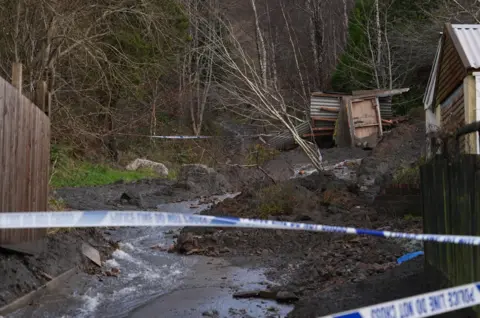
[11,63,22,92]
[35,81,47,114]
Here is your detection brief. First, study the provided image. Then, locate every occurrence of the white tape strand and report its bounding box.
[1,211,480,246]
[320,282,480,318]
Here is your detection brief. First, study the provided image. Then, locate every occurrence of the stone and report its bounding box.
[276,291,299,303]
[177,164,233,195]
[126,158,169,177]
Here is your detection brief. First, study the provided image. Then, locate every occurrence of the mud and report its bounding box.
[0,229,115,308]
[2,119,433,317]
[171,120,431,317]
[357,119,425,199]
[173,171,423,310]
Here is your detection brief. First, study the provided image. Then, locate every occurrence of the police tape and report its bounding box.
[319,281,480,318]
[150,135,211,139]
[1,211,480,246]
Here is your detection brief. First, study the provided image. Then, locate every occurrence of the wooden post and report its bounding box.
[11,63,22,92]
[35,81,47,114]
[46,92,52,118]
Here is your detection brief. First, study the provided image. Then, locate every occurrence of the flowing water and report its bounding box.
[9,194,293,318]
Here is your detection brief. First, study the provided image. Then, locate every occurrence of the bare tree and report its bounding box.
[196,13,323,170]
[180,0,217,136]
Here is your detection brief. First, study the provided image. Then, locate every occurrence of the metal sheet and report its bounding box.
[452,24,480,69]
[310,95,341,129]
[267,122,311,150]
[379,96,393,119]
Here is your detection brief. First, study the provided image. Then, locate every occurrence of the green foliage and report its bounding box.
[257,184,298,218]
[50,145,156,188]
[332,0,375,93]
[393,157,426,184]
[331,0,439,114]
[246,144,280,166]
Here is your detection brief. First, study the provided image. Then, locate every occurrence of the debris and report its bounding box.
[186,248,205,255]
[397,251,424,264]
[150,244,168,251]
[81,243,101,267]
[38,271,52,281]
[232,290,277,300]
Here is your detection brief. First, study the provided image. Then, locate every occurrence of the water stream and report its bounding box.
[9,193,292,318]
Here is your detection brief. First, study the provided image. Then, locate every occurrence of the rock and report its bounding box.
[174,232,200,254]
[126,158,169,177]
[177,164,233,195]
[202,310,219,317]
[105,270,119,277]
[275,291,299,303]
[119,191,145,208]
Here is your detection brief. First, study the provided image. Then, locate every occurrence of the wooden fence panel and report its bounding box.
[0,76,50,244]
[421,154,480,316]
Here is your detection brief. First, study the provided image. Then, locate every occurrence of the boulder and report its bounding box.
[125,158,168,177]
[177,164,233,195]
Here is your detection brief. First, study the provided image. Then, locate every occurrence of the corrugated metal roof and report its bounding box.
[451,24,480,69]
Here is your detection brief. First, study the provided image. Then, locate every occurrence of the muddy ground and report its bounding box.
[0,229,115,308]
[171,119,431,317]
[0,118,432,317]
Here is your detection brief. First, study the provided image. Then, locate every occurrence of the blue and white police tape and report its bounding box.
[150,135,211,139]
[320,281,480,318]
[2,211,480,246]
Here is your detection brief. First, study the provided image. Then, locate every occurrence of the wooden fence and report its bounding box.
[421,155,480,309]
[0,74,50,245]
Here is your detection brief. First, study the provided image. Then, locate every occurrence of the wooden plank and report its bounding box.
[11,63,22,91]
[312,127,335,131]
[311,117,337,122]
[3,81,16,212]
[25,98,33,213]
[302,132,332,137]
[0,267,78,316]
[35,81,47,113]
[1,81,17,243]
[0,77,5,212]
[0,74,51,244]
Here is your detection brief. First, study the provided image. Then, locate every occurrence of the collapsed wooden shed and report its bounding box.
[266,88,409,150]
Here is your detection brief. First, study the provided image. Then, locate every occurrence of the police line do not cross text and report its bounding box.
[325,283,480,318]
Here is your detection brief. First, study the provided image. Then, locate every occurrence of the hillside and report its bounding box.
[0,0,478,182]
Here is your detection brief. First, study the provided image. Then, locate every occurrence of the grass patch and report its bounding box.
[51,161,156,188]
[393,157,426,184]
[255,182,316,219]
[50,145,157,188]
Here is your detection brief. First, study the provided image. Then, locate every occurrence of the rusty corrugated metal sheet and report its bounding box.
[310,95,341,128]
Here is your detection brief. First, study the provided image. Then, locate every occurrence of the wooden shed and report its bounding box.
[424,23,480,156]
